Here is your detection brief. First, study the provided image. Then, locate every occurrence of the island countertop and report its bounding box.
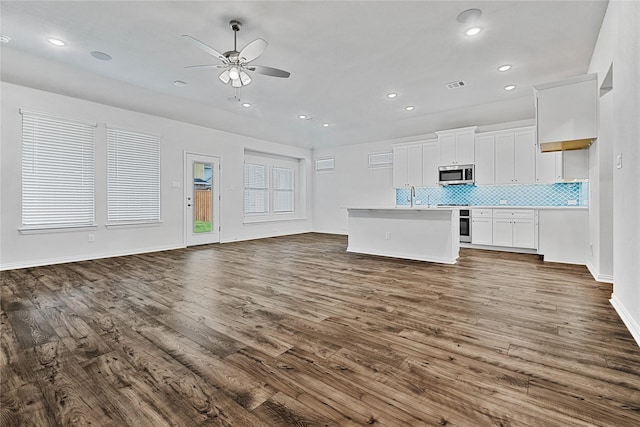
[346,207,460,264]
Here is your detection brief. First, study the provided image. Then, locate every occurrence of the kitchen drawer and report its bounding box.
[493,209,535,219]
[472,208,493,217]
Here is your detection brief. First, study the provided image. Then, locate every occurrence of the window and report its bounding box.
[21,109,96,229]
[244,163,269,214]
[273,167,294,212]
[107,127,160,224]
[244,151,302,220]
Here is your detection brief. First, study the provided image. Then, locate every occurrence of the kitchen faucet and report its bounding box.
[410,186,415,207]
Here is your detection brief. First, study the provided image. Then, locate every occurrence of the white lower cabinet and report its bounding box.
[490,209,537,249]
[471,209,493,245]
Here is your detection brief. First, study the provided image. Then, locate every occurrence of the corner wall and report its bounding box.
[0,82,313,270]
[588,0,640,345]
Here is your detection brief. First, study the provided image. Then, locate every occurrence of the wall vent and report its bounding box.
[446,81,467,89]
[315,157,335,172]
[368,151,393,168]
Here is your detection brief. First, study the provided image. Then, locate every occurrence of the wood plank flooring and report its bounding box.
[1,233,639,426]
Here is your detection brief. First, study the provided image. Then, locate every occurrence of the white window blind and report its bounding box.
[21,109,96,228]
[107,127,160,224]
[273,167,294,212]
[244,163,269,214]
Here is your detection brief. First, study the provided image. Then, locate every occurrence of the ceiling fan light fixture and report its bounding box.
[48,37,66,47]
[219,70,231,84]
[228,66,240,80]
[240,71,252,86]
[231,78,242,88]
[465,27,482,36]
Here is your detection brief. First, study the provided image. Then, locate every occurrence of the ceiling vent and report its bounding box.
[446,81,467,90]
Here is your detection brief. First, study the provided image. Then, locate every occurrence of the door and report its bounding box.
[514,129,536,184]
[494,133,515,184]
[474,135,495,185]
[513,219,536,249]
[422,142,439,186]
[392,146,408,188]
[185,153,220,246]
[492,218,513,247]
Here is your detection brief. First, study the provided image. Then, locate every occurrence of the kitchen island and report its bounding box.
[347,207,460,264]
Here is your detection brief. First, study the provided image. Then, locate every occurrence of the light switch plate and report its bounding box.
[616,153,623,169]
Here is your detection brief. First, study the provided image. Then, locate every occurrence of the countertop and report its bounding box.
[348,205,588,211]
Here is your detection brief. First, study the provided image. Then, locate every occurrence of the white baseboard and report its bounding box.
[586,260,615,283]
[0,244,185,271]
[610,293,640,348]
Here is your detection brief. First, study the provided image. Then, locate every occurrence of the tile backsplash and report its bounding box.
[396,182,587,207]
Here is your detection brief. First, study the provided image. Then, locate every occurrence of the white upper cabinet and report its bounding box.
[513,129,536,183]
[494,133,515,184]
[436,126,477,165]
[421,141,440,187]
[392,144,423,188]
[536,151,563,183]
[535,73,597,149]
[492,127,536,185]
[536,149,588,183]
[474,134,495,185]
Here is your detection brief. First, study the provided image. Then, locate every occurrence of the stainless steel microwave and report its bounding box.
[438,164,474,185]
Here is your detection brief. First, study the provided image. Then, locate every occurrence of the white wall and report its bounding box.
[0,82,313,269]
[588,0,640,345]
[312,139,397,234]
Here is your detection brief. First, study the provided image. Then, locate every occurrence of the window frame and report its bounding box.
[243,151,303,223]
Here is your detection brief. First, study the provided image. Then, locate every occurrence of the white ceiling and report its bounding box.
[0,1,608,149]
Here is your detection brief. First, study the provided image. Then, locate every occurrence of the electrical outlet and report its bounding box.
[499,199,507,205]
[88,234,95,243]
[567,200,577,205]
[171,181,181,188]
[385,232,391,240]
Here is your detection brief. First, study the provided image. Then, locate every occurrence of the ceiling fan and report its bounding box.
[182,20,290,100]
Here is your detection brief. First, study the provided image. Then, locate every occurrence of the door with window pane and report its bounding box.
[185,154,220,246]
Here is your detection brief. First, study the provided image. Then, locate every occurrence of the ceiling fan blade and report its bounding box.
[239,38,268,63]
[181,35,227,62]
[247,65,291,78]
[184,64,226,69]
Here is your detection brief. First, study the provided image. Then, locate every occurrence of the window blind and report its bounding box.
[273,167,294,212]
[244,163,269,214]
[21,109,96,228]
[107,127,160,223]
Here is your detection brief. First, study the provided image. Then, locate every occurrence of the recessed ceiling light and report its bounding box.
[504,84,517,91]
[322,123,330,128]
[498,64,512,72]
[405,106,415,111]
[386,92,398,99]
[0,35,10,43]
[91,51,112,61]
[298,114,307,119]
[457,8,482,24]
[173,80,187,87]
[48,38,66,47]
[242,102,251,108]
[464,27,482,37]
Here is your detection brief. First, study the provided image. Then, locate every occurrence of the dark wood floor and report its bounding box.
[1,233,639,426]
